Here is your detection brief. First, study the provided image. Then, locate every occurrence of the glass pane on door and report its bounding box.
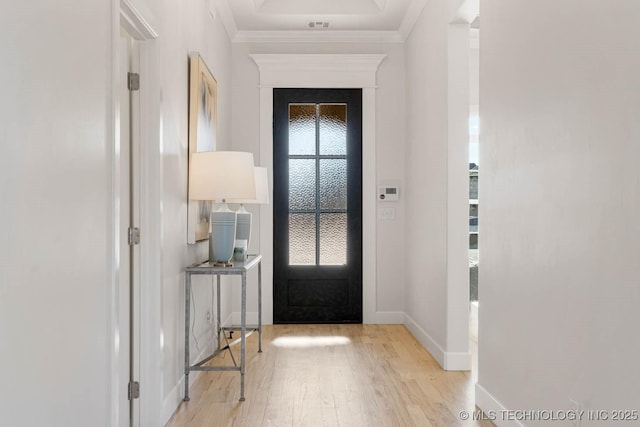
[289,159,316,210]
[289,214,316,265]
[319,104,347,155]
[319,213,347,265]
[319,159,347,210]
[289,104,316,155]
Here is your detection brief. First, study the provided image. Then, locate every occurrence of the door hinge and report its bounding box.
[128,381,140,400]
[127,72,140,91]
[128,227,140,246]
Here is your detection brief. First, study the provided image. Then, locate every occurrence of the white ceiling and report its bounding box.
[215,0,429,43]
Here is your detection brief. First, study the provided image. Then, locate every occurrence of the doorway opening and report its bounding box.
[469,15,480,374]
[118,28,141,427]
[115,4,159,424]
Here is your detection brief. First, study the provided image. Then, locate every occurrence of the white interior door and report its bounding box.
[119,28,141,427]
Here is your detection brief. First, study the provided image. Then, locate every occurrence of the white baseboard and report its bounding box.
[366,310,404,324]
[444,351,472,371]
[234,311,404,325]
[475,383,524,427]
[222,312,233,327]
[162,339,217,425]
[162,376,186,426]
[231,311,259,325]
[403,313,446,368]
[403,313,471,371]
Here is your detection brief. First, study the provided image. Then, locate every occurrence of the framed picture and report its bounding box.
[187,52,218,243]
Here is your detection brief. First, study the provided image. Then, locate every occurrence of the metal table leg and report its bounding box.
[258,260,262,353]
[240,271,246,401]
[184,273,191,401]
[216,275,221,348]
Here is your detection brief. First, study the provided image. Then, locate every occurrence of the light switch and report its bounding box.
[378,207,396,221]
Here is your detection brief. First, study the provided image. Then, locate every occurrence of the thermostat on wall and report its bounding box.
[378,186,399,201]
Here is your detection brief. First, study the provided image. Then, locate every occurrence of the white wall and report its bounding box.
[0,0,112,425]
[477,0,640,423]
[405,0,448,363]
[469,30,479,107]
[230,42,407,324]
[131,0,235,422]
[0,0,234,424]
[403,0,471,369]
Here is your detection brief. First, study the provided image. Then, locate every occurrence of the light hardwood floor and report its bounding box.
[167,324,492,427]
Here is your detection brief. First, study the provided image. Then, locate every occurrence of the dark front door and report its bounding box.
[273,88,362,323]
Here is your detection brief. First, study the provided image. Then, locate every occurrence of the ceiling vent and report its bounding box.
[308,21,330,29]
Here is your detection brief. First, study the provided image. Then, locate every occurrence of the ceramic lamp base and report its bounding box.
[209,204,237,265]
[235,206,252,242]
[234,205,251,263]
[233,239,248,262]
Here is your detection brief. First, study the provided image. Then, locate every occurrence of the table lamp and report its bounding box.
[189,151,256,266]
[227,166,270,261]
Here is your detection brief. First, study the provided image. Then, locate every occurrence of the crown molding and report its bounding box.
[398,0,428,40]
[451,0,479,24]
[215,0,238,40]
[250,53,386,88]
[373,0,387,11]
[233,30,403,44]
[120,0,158,40]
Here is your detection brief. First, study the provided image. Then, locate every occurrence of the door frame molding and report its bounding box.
[111,1,160,425]
[250,54,385,324]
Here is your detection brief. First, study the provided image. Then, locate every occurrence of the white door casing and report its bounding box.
[111,1,160,426]
[118,29,143,425]
[250,54,385,324]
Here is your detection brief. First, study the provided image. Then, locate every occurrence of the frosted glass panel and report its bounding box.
[319,104,347,155]
[320,159,347,210]
[320,213,347,265]
[290,214,316,265]
[289,104,316,155]
[289,159,316,210]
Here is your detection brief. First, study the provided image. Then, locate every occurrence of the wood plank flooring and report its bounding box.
[166,324,493,427]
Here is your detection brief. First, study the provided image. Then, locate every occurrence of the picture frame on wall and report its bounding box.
[187,52,218,243]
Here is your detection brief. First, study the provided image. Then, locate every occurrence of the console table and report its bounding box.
[183,254,262,402]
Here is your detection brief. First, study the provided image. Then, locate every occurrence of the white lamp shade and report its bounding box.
[189,151,256,201]
[226,167,270,205]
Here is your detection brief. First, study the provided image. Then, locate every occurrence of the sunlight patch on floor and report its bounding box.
[271,335,352,348]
